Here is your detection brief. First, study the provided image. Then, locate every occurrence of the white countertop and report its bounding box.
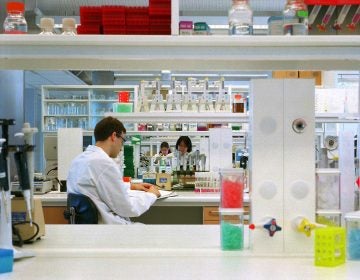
[36,191,250,207]
[2,225,359,280]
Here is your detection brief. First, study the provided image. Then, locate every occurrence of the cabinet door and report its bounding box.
[43,206,68,224]
[42,86,89,132]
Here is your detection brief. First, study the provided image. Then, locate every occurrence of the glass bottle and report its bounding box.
[283,0,308,35]
[228,0,253,35]
[61,18,77,35]
[39,17,55,35]
[3,2,27,34]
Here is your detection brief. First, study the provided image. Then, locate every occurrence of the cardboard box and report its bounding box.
[11,197,45,241]
[272,71,299,79]
[299,71,322,86]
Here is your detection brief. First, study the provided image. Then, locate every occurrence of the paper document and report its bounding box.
[158,190,178,199]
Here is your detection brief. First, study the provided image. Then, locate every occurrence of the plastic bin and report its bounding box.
[316,210,341,227]
[220,209,244,250]
[345,211,360,260]
[220,168,244,209]
[314,227,346,267]
[113,102,133,113]
[0,249,13,274]
[316,169,340,210]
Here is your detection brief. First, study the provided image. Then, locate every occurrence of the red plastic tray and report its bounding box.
[149,0,171,4]
[103,26,126,34]
[79,6,102,24]
[149,6,171,16]
[305,0,360,5]
[77,24,101,34]
[126,7,149,15]
[149,16,171,26]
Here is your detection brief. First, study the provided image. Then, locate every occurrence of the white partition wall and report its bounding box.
[250,79,285,253]
[250,79,315,254]
[283,79,315,254]
[57,128,83,182]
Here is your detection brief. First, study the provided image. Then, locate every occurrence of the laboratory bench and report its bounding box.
[36,191,250,225]
[2,225,359,280]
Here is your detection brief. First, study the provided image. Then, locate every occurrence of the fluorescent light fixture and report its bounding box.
[114,73,159,77]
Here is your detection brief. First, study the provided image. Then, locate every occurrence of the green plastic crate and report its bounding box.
[315,227,346,267]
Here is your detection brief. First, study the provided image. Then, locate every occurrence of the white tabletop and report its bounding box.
[36,191,250,207]
[2,225,359,280]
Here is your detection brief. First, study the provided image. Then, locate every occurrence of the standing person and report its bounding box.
[158,141,172,156]
[67,116,160,224]
[175,136,192,169]
[175,136,192,155]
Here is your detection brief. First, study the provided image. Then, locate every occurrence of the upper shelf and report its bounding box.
[1,35,359,71]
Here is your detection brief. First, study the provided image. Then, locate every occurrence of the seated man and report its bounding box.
[67,116,160,224]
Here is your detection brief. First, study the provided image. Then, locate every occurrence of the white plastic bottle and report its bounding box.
[3,2,27,34]
[39,18,55,35]
[283,0,308,35]
[61,18,77,35]
[228,0,253,35]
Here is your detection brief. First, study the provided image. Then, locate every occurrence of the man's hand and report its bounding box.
[131,183,161,198]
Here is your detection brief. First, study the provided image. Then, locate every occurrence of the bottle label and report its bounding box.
[297,10,308,18]
[4,30,26,34]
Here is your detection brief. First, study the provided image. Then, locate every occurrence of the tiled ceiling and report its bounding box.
[25,70,86,89]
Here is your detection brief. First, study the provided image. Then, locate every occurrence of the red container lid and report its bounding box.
[118,91,130,102]
[7,2,25,12]
[123,176,131,183]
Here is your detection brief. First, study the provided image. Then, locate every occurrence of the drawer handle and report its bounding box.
[208,210,219,215]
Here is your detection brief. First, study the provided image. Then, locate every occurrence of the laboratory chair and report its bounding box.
[63,193,98,224]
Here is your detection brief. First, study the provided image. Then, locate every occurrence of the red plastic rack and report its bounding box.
[77,25,101,35]
[102,6,126,26]
[102,26,126,35]
[79,6,102,25]
[305,0,360,5]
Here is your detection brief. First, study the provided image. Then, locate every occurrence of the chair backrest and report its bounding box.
[65,193,99,224]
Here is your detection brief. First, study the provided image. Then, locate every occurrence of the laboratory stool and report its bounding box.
[63,193,99,224]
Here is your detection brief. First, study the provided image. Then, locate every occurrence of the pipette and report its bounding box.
[14,150,33,226]
[308,5,321,30]
[347,5,360,31]
[333,5,351,30]
[317,5,336,32]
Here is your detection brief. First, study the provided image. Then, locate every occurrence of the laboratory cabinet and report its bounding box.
[41,85,138,133]
[42,205,251,225]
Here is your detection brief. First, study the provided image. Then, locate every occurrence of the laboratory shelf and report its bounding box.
[106,112,360,124]
[315,113,360,123]
[105,112,248,123]
[125,130,246,137]
[44,99,88,102]
[1,35,359,71]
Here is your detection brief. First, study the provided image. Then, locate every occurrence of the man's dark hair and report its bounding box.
[175,136,192,153]
[94,117,126,142]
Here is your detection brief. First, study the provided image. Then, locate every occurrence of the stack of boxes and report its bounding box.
[149,0,171,35]
[77,6,102,34]
[102,6,126,35]
[126,7,149,35]
[77,2,171,35]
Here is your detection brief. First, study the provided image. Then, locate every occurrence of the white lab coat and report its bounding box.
[67,145,157,224]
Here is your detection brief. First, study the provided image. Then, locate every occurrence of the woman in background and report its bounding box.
[159,141,171,156]
[175,136,192,155]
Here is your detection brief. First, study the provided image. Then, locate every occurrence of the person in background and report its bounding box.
[175,136,193,170]
[175,136,192,155]
[67,116,160,224]
[159,141,172,156]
